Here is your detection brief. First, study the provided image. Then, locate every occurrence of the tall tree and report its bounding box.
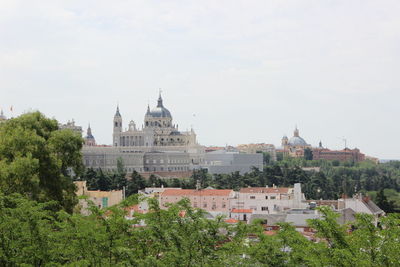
[0,112,83,213]
[376,189,395,213]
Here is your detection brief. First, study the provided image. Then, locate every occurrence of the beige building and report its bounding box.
[237,143,277,161]
[74,181,123,212]
[59,120,83,135]
[159,188,235,216]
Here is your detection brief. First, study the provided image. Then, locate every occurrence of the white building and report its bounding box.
[231,183,307,214]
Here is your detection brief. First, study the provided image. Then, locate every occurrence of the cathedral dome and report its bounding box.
[288,136,307,146]
[148,106,171,118]
[287,127,308,146]
[146,93,172,118]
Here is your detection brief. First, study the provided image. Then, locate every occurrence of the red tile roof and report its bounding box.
[225,218,239,224]
[264,230,277,236]
[231,209,253,213]
[239,187,290,194]
[161,189,233,197]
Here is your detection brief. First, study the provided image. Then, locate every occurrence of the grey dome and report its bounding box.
[148,106,172,118]
[146,93,172,118]
[288,136,308,146]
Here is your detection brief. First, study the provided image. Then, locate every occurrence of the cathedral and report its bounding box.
[82,93,205,175]
[281,127,311,157]
[112,93,197,148]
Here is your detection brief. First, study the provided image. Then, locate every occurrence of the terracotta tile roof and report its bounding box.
[225,218,239,224]
[264,230,277,236]
[161,189,233,197]
[239,187,290,194]
[231,209,253,213]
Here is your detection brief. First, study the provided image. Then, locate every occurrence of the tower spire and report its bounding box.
[115,105,121,117]
[87,123,92,136]
[294,125,299,137]
[157,89,163,107]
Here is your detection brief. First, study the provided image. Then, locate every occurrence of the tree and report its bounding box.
[304,148,313,160]
[376,189,395,213]
[0,112,83,213]
[126,171,146,196]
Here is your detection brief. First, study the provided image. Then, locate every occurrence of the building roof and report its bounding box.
[146,94,172,118]
[250,214,287,225]
[288,136,308,146]
[231,209,253,213]
[239,187,290,194]
[365,200,384,215]
[114,105,121,117]
[161,188,233,197]
[225,218,239,224]
[285,214,320,227]
[264,230,277,236]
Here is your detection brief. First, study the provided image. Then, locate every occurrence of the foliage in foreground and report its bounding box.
[0,194,400,266]
[0,112,83,213]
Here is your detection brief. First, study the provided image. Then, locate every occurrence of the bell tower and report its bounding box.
[113,105,122,146]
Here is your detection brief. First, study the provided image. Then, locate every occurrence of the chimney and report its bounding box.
[196,180,201,191]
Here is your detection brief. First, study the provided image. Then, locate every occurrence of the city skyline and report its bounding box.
[1,1,400,159]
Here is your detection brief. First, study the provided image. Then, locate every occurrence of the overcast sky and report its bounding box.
[1,0,399,159]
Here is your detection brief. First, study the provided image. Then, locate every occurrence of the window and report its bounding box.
[203,203,207,208]
[261,207,269,211]
[250,196,256,199]
[222,203,226,208]
[102,197,109,208]
[265,196,268,200]
[270,196,276,200]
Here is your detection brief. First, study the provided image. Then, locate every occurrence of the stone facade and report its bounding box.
[59,120,83,135]
[82,93,205,174]
[237,143,277,161]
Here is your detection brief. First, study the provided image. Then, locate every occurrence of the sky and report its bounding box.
[1,0,399,159]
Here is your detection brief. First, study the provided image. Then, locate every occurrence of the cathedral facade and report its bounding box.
[82,94,205,174]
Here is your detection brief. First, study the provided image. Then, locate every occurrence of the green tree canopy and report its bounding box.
[0,112,83,212]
